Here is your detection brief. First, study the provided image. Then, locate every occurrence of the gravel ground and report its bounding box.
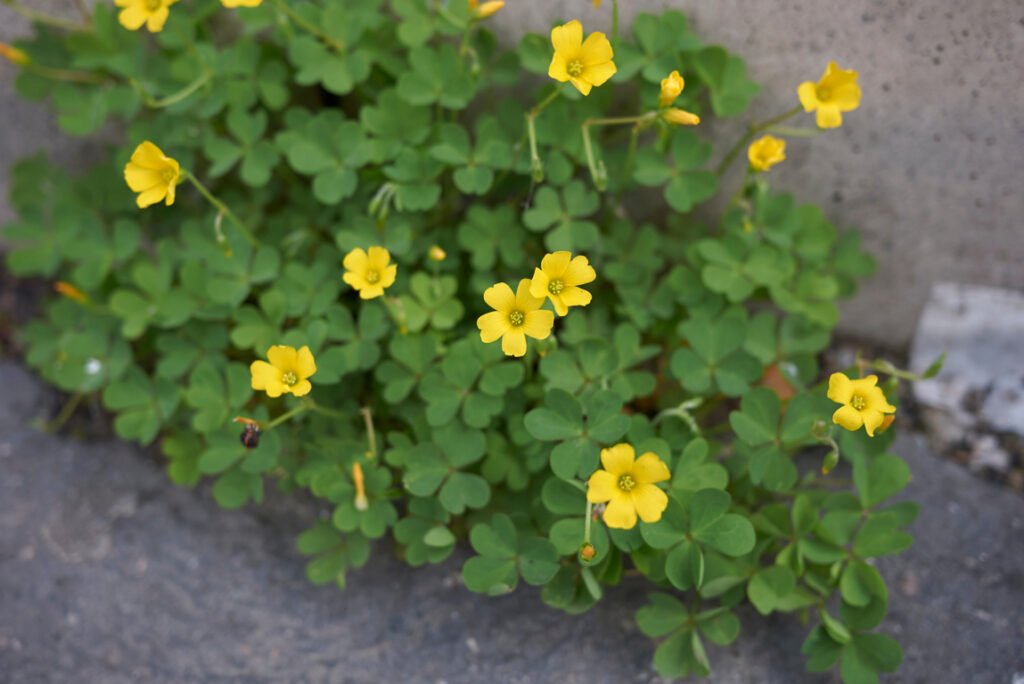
[1,360,1022,684]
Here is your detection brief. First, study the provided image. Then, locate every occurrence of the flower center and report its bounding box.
[567,60,584,77]
[851,394,866,411]
[161,167,176,183]
[365,270,380,284]
[508,310,525,327]
[548,279,565,295]
[816,86,831,101]
[145,0,163,11]
[617,474,636,492]
[281,371,298,386]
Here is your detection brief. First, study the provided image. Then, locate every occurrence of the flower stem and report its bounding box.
[611,0,620,42]
[264,404,307,430]
[583,500,594,544]
[360,406,378,459]
[133,70,212,109]
[582,113,657,191]
[4,1,91,31]
[715,105,803,177]
[22,62,107,84]
[41,392,85,433]
[184,172,259,249]
[272,0,345,53]
[526,88,562,183]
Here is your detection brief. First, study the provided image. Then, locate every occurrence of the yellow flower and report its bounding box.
[428,245,447,262]
[748,134,787,172]
[468,0,504,19]
[529,251,596,317]
[342,247,397,300]
[547,20,617,96]
[124,141,180,209]
[659,70,684,107]
[250,345,317,398]
[115,0,178,32]
[593,0,601,6]
[0,43,30,66]
[222,0,261,6]
[477,279,554,357]
[662,108,700,126]
[586,444,671,530]
[827,372,896,437]
[797,61,862,129]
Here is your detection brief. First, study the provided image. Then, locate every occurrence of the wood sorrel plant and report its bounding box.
[2,1,944,681]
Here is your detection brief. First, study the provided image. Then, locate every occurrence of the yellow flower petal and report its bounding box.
[529,267,550,300]
[659,70,685,107]
[131,141,169,168]
[290,379,312,397]
[117,5,148,30]
[570,77,593,96]
[548,53,570,82]
[540,251,571,278]
[632,484,668,523]
[522,309,554,340]
[603,495,638,529]
[579,32,613,66]
[380,264,398,288]
[483,282,516,313]
[295,346,317,379]
[831,83,862,111]
[358,285,385,300]
[558,286,592,309]
[586,470,617,503]
[367,246,391,271]
[600,443,635,476]
[343,247,368,273]
[250,360,279,389]
[501,328,527,357]
[549,294,569,317]
[581,60,617,88]
[477,311,510,343]
[342,271,367,289]
[136,186,168,209]
[514,278,545,312]
[862,409,885,437]
[146,6,169,32]
[827,372,853,404]
[551,20,583,56]
[267,345,298,371]
[832,405,864,431]
[124,166,163,193]
[797,81,819,112]
[632,453,670,485]
[563,255,596,286]
[816,106,843,129]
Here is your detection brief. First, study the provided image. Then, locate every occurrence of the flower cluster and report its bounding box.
[477,251,595,357]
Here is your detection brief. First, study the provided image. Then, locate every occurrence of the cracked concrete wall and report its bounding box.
[2,0,1022,349]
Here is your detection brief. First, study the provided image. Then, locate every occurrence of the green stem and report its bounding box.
[42,392,85,433]
[583,500,594,544]
[264,404,307,430]
[360,406,378,459]
[22,62,107,84]
[580,123,606,190]
[611,0,620,41]
[715,105,803,177]
[4,1,90,31]
[184,172,259,249]
[307,402,347,420]
[582,113,657,190]
[134,70,212,109]
[766,125,822,138]
[526,88,562,183]
[272,0,345,52]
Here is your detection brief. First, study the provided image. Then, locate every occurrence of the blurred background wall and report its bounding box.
[2,0,1022,349]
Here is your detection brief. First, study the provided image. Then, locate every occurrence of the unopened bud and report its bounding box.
[54,281,88,304]
[352,462,369,511]
[663,108,701,126]
[468,0,504,19]
[659,70,684,107]
[0,43,29,66]
[579,542,597,562]
[428,245,447,262]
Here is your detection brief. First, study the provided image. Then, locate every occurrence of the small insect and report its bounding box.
[233,416,262,449]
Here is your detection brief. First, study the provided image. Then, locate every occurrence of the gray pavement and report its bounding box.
[1,360,1022,683]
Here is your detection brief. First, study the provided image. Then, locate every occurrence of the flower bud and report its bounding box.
[0,43,30,66]
[468,0,504,19]
[579,542,597,562]
[54,281,89,304]
[663,108,700,126]
[429,245,447,262]
[659,70,684,107]
[352,462,369,511]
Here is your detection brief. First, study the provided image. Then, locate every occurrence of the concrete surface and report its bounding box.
[2,0,1024,347]
[1,359,1023,683]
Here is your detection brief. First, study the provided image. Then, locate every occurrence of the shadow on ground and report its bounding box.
[0,361,1021,684]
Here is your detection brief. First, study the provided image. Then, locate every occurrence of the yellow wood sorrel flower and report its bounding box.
[659,70,684,107]
[547,20,616,96]
[798,61,862,129]
[343,247,397,300]
[124,141,180,209]
[468,0,504,19]
[251,345,317,398]
[748,134,787,172]
[587,443,670,530]
[827,372,896,437]
[529,251,596,317]
[115,0,178,32]
[221,0,261,7]
[477,279,554,357]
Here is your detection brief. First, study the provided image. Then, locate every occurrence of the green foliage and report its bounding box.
[4,4,909,683]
